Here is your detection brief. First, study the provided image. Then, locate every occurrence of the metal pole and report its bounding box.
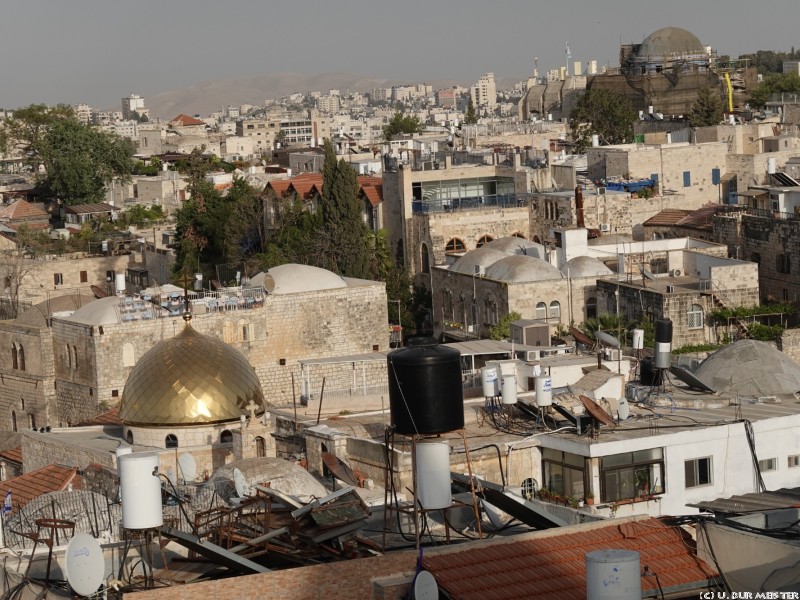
[315,377,326,425]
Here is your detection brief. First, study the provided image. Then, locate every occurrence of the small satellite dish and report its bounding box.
[66,533,105,597]
[595,330,621,348]
[412,570,439,600]
[639,265,657,281]
[233,468,247,498]
[178,453,197,483]
[617,397,630,421]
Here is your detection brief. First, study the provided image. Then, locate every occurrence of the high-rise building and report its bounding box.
[121,94,149,121]
[470,73,497,110]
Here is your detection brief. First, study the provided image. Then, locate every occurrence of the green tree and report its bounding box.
[382,112,425,140]
[689,88,724,127]
[464,97,478,124]
[320,140,370,278]
[568,89,637,153]
[38,118,135,204]
[490,311,522,341]
[749,72,800,108]
[0,103,75,163]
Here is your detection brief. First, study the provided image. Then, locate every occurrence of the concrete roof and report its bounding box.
[264,264,348,295]
[484,254,563,283]
[561,255,613,278]
[209,457,328,504]
[14,294,95,327]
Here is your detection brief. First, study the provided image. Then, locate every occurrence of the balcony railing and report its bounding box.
[412,193,529,215]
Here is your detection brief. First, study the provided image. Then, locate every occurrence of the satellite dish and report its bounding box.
[66,533,105,597]
[412,570,439,600]
[595,330,621,348]
[233,468,247,498]
[639,265,657,281]
[617,397,630,421]
[178,453,197,483]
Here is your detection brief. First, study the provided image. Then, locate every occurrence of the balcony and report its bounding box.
[412,193,529,215]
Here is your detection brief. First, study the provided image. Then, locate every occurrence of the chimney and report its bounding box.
[575,185,585,229]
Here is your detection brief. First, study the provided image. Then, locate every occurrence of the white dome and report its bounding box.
[450,247,508,275]
[264,264,348,294]
[561,256,614,278]
[484,255,563,283]
[483,237,546,259]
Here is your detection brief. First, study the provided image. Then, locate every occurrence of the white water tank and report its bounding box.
[119,452,163,530]
[115,445,132,460]
[481,366,499,398]
[586,549,641,600]
[534,376,553,407]
[768,157,777,174]
[591,134,599,147]
[415,441,451,509]
[115,272,126,295]
[632,329,644,350]
[500,374,517,405]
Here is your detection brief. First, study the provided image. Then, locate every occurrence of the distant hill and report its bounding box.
[146,72,522,118]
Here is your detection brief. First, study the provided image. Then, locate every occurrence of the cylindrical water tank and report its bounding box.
[415,441,451,509]
[481,366,499,398]
[115,445,132,460]
[534,375,553,407]
[387,340,464,435]
[632,329,644,350]
[591,134,599,147]
[654,319,673,369]
[500,373,517,405]
[115,272,126,295]
[640,358,663,386]
[585,549,641,600]
[768,157,777,174]
[118,452,163,530]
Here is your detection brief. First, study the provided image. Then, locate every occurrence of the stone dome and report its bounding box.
[484,255,563,283]
[483,237,546,259]
[120,324,264,426]
[450,247,508,275]
[638,27,705,58]
[694,340,800,396]
[561,256,614,278]
[15,294,95,327]
[263,264,347,295]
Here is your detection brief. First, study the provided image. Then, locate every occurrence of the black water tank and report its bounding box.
[387,339,464,435]
[640,358,663,386]
[655,319,673,344]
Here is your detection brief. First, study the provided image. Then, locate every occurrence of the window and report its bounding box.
[683,171,691,187]
[80,271,88,283]
[548,301,561,321]
[535,302,547,320]
[751,252,761,264]
[54,273,63,285]
[445,238,466,253]
[126,430,134,444]
[542,448,585,498]
[73,346,78,370]
[223,320,235,343]
[18,345,25,371]
[220,430,233,444]
[687,304,704,329]
[29,414,35,430]
[66,344,72,369]
[521,478,536,499]
[11,344,18,370]
[11,411,17,433]
[255,436,266,458]
[586,297,597,320]
[165,434,179,448]
[111,390,119,398]
[685,457,712,488]
[602,449,665,502]
[788,455,800,468]
[758,458,777,472]
[420,243,430,274]
[476,234,494,248]
[777,254,791,274]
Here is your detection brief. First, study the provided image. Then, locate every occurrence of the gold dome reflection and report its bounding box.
[120,324,264,426]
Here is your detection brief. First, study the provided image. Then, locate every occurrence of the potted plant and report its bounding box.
[538,487,550,500]
[585,492,595,506]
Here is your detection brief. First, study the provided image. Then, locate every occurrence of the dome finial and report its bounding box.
[182,269,192,323]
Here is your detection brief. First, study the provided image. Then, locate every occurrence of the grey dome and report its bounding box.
[484,255,563,283]
[561,256,613,278]
[450,247,508,275]
[264,264,347,294]
[484,237,546,259]
[694,340,800,396]
[638,27,705,58]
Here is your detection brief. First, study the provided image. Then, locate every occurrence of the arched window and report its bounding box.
[18,345,25,372]
[122,343,135,368]
[535,302,547,320]
[11,411,17,432]
[220,430,233,444]
[165,434,178,449]
[688,304,704,329]
[420,243,430,273]
[442,290,453,319]
[126,430,134,444]
[255,436,266,458]
[223,320,235,344]
[445,238,466,253]
[586,297,597,320]
[29,414,35,430]
[476,234,494,248]
[66,344,72,369]
[73,346,78,370]
[238,319,250,342]
[11,344,17,370]
[533,235,541,244]
[512,232,526,239]
[549,301,561,321]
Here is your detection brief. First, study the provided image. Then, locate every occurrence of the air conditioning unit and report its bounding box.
[604,348,622,361]
[671,268,682,277]
[599,223,611,232]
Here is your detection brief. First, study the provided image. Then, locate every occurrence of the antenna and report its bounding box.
[66,533,105,597]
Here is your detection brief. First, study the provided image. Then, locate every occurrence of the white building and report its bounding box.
[471,73,497,110]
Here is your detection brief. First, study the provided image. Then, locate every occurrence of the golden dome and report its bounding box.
[120,324,264,426]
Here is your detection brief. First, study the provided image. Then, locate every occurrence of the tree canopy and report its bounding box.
[464,98,478,124]
[568,89,637,153]
[689,87,724,127]
[749,72,800,108]
[382,112,425,140]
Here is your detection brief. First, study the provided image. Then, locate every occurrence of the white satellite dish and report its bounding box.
[595,330,621,348]
[177,453,197,483]
[65,533,105,597]
[233,468,247,498]
[412,570,439,600]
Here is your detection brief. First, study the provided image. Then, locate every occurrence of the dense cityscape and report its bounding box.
[2,17,800,599]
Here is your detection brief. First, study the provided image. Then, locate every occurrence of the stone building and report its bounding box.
[48,264,388,426]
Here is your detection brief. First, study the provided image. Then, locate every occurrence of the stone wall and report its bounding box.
[21,429,117,473]
[0,323,54,431]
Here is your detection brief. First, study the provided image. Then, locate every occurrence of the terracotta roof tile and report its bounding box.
[675,203,719,229]
[169,114,206,127]
[267,180,292,196]
[64,202,119,215]
[643,209,692,227]
[422,518,717,599]
[361,185,383,207]
[0,199,48,221]
[74,406,122,426]
[0,446,22,464]
[1,465,80,513]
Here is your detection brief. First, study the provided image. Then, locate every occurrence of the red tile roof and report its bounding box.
[0,446,22,465]
[169,114,206,127]
[64,202,119,215]
[1,465,80,513]
[674,203,719,230]
[361,185,383,207]
[266,180,293,197]
[0,199,48,221]
[290,174,323,199]
[75,406,122,426]
[422,518,717,599]
[643,209,692,227]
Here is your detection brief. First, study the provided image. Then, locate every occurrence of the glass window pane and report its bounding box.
[699,458,711,484]
[564,452,584,468]
[542,448,561,461]
[603,453,632,468]
[633,448,662,462]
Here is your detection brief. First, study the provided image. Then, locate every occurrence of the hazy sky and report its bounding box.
[1,0,797,110]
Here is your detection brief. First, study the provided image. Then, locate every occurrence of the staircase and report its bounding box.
[701,279,749,338]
